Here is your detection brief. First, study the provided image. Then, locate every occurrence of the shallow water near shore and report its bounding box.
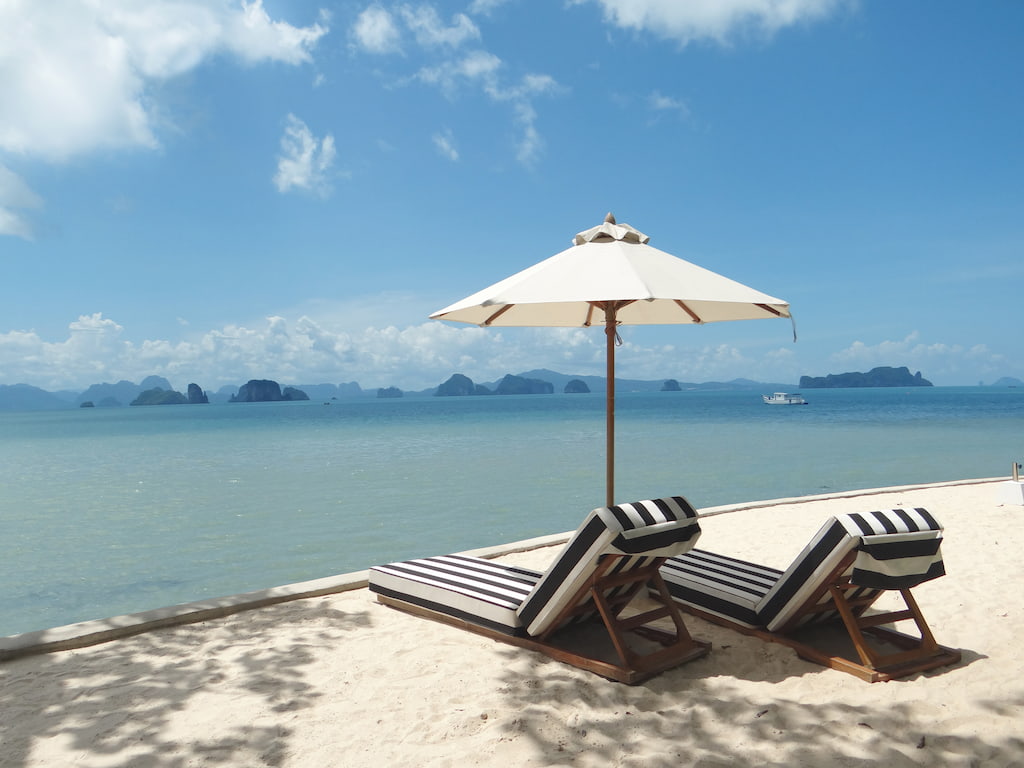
[1,386,1020,636]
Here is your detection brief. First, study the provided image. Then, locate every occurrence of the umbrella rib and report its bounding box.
[674,299,703,324]
[586,299,637,327]
[756,303,784,317]
[483,304,515,326]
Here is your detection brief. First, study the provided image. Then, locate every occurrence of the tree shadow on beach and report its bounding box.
[489,628,1012,767]
[0,600,371,768]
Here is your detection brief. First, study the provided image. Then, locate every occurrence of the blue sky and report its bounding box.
[1,0,1021,392]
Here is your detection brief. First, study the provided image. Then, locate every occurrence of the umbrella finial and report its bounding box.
[604,212,616,225]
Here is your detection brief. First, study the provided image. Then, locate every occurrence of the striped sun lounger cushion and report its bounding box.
[517,496,701,636]
[368,496,702,639]
[659,549,783,628]
[659,508,945,632]
[369,554,542,635]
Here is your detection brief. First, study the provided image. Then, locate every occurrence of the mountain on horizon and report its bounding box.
[509,369,798,394]
[77,376,174,407]
[0,383,76,411]
[2,370,1016,411]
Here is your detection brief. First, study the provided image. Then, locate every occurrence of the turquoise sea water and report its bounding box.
[1,386,1021,637]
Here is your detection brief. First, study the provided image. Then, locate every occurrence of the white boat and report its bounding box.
[762,392,807,405]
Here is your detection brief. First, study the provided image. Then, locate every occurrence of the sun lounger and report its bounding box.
[368,497,711,684]
[658,507,961,682]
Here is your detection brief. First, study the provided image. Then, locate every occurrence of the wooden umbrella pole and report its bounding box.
[605,304,617,508]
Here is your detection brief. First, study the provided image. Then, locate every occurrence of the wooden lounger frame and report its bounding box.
[377,555,710,685]
[677,550,960,682]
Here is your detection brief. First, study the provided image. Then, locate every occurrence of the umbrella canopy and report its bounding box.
[431,214,793,506]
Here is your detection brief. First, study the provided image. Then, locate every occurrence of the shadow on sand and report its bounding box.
[489,626,1011,767]
[0,601,371,768]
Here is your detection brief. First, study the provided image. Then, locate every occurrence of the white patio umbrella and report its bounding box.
[431,213,793,507]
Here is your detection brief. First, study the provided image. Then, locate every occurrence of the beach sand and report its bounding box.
[2,480,1022,767]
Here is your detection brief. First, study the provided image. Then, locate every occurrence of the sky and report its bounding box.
[1,0,1022,393]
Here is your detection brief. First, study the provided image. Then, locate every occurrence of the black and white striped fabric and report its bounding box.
[518,496,701,635]
[368,496,702,638]
[659,549,782,628]
[368,554,542,635]
[659,508,945,632]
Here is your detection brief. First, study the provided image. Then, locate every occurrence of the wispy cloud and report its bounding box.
[400,5,480,48]
[415,50,503,94]
[433,129,459,161]
[649,90,690,119]
[273,115,338,197]
[353,4,480,53]
[0,164,43,240]
[482,73,560,167]
[468,0,514,15]
[352,3,559,167]
[573,0,847,46]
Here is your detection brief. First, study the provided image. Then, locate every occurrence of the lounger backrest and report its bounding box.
[761,508,944,632]
[517,496,701,636]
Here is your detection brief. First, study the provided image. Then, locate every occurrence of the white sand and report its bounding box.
[2,480,1022,767]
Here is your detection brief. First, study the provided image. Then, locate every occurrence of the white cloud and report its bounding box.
[0,303,832,393]
[7,315,1006,392]
[0,312,568,391]
[273,114,338,196]
[432,129,459,161]
[0,164,43,240]
[574,0,845,46]
[226,1,328,64]
[0,0,327,162]
[0,314,130,390]
[400,6,480,48]
[352,5,402,53]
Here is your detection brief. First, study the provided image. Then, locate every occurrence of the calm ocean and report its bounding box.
[1,386,1021,637]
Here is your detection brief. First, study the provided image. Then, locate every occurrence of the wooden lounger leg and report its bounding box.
[539,559,710,684]
[828,583,960,681]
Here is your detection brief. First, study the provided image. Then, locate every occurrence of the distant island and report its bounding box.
[230,380,309,403]
[130,382,209,406]
[430,369,800,398]
[5,366,1021,412]
[131,387,189,406]
[799,366,932,389]
[434,373,553,396]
